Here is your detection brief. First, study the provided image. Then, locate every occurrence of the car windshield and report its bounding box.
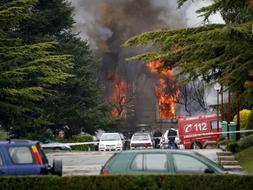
[100,133,120,141]
[132,134,150,141]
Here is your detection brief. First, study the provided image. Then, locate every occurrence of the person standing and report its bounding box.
[153,128,162,148]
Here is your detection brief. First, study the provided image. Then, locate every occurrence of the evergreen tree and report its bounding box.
[0,0,72,137]
[46,34,120,136]
[15,0,119,137]
[123,1,253,105]
[177,0,253,24]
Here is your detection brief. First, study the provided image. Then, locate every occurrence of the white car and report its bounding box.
[160,129,185,149]
[98,133,123,151]
[41,141,71,151]
[130,132,153,150]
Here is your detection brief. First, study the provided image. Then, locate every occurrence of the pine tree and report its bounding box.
[0,0,72,137]
[15,0,119,137]
[46,34,120,136]
[123,1,253,104]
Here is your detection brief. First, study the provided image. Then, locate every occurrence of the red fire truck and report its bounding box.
[178,114,221,149]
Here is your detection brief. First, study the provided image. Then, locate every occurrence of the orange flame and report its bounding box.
[147,60,179,119]
[110,80,127,118]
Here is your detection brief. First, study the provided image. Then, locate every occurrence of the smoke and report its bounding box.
[70,0,224,49]
[70,0,187,51]
[68,0,225,124]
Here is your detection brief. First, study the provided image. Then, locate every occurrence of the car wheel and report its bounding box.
[192,142,202,149]
[52,159,62,176]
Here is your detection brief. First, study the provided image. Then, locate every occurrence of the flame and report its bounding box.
[110,80,127,118]
[147,60,179,119]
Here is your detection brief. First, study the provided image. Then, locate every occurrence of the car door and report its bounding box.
[0,148,8,176]
[129,152,171,174]
[171,153,213,174]
[7,145,41,175]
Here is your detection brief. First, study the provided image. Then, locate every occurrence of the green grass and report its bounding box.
[0,128,7,140]
[236,146,253,174]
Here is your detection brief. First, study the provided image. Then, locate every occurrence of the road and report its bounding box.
[46,149,222,176]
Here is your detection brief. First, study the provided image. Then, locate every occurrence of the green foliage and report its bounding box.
[177,0,253,24]
[236,146,253,174]
[56,134,95,151]
[0,0,73,137]
[217,136,228,146]
[45,34,120,136]
[0,175,253,190]
[238,134,253,150]
[1,0,116,139]
[245,110,253,130]
[123,21,253,96]
[18,0,74,41]
[233,109,252,129]
[227,140,240,153]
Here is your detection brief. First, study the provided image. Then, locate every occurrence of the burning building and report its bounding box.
[69,0,213,132]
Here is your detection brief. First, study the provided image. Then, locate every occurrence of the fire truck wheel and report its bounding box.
[192,142,202,149]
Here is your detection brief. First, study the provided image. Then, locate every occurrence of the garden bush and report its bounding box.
[245,110,253,131]
[227,141,240,153]
[55,134,95,151]
[238,134,253,151]
[0,175,253,190]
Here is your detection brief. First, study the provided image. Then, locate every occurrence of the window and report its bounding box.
[0,154,3,166]
[100,133,121,141]
[8,147,33,164]
[144,154,167,171]
[131,154,143,170]
[173,154,209,173]
[211,120,222,129]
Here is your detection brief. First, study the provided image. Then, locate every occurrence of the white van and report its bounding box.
[98,133,123,151]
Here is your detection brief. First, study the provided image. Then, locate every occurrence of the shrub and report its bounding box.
[233,109,251,129]
[238,134,253,151]
[55,134,95,151]
[0,175,253,190]
[227,141,240,153]
[245,110,253,130]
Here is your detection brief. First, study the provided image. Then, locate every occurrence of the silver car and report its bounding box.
[130,132,153,150]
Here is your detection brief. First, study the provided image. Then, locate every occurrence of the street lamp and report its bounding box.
[214,83,221,134]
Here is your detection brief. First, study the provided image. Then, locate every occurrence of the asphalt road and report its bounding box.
[46,149,222,176]
[47,151,113,176]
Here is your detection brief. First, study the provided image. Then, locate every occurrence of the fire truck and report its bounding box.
[178,114,222,149]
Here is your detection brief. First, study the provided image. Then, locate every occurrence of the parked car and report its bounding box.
[41,140,71,151]
[98,133,123,151]
[130,132,153,150]
[160,129,184,149]
[100,149,225,175]
[0,139,62,176]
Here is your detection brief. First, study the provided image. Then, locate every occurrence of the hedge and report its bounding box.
[56,134,96,151]
[0,175,253,190]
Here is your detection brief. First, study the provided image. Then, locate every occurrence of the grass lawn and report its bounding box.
[236,146,253,174]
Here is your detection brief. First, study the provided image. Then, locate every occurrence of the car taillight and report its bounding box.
[100,170,110,175]
[32,145,42,164]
